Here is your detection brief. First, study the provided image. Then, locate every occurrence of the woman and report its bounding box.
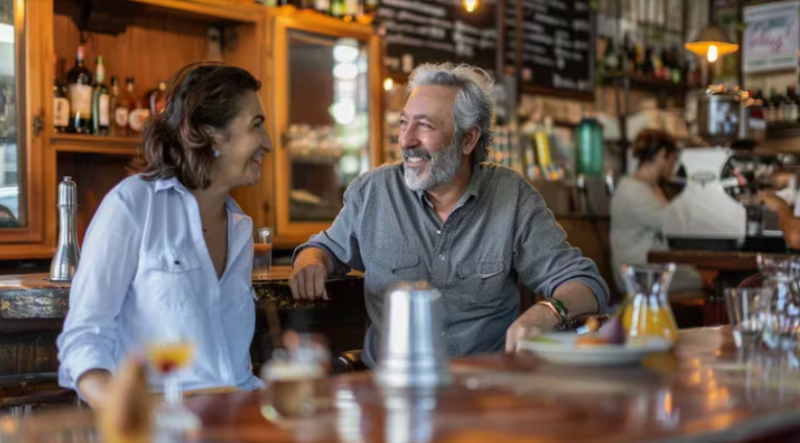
[610,130,702,292]
[57,61,271,408]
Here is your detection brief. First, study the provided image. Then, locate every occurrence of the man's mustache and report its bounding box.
[401,148,432,161]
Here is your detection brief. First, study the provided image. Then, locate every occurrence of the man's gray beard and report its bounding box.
[403,139,463,192]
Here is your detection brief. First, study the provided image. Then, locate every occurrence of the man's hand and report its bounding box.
[290,248,333,300]
[505,303,561,352]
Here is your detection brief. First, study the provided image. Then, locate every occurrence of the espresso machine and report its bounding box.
[663,87,788,252]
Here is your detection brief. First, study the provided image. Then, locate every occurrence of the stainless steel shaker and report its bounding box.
[374,281,451,389]
[49,176,80,282]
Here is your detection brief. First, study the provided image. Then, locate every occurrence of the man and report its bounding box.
[290,63,609,367]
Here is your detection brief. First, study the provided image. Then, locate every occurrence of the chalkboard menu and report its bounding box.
[505,0,594,97]
[377,0,498,74]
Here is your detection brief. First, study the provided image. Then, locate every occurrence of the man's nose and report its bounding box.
[399,126,420,149]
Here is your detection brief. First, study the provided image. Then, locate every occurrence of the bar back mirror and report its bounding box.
[285,30,370,223]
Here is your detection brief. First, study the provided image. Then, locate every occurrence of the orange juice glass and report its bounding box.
[253,227,273,280]
[620,263,679,347]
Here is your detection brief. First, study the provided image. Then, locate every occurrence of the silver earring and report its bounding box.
[213,150,220,158]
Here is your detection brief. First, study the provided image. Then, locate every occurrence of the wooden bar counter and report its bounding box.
[0,267,368,377]
[12,327,800,443]
[647,250,787,326]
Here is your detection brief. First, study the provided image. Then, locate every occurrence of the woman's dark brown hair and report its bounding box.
[632,129,678,166]
[135,61,261,189]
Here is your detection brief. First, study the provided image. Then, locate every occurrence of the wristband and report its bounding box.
[535,299,569,326]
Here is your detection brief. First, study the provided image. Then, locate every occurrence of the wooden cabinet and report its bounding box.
[263,9,384,248]
[0,1,385,260]
[0,0,268,259]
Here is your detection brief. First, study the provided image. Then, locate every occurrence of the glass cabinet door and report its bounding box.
[0,0,22,229]
[284,30,371,223]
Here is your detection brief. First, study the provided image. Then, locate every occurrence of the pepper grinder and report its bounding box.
[49,176,80,282]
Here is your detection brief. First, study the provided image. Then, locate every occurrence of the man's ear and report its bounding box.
[461,127,481,156]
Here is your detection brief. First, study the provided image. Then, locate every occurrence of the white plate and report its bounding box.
[518,333,671,367]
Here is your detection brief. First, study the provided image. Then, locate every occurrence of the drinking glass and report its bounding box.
[724,288,767,348]
[145,327,200,434]
[253,227,273,280]
[757,254,800,350]
[260,332,331,421]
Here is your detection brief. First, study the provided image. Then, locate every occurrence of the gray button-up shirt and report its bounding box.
[295,163,609,367]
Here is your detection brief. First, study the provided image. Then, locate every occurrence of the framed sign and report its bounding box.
[743,1,800,73]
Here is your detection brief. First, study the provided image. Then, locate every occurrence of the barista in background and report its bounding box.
[758,192,800,249]
[610,130,703,292]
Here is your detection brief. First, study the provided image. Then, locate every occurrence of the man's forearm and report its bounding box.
[552,281,600,320]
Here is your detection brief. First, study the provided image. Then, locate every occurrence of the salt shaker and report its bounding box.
[49,176,80,282]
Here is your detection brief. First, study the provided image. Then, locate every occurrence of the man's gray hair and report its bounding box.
[407,63,494,164]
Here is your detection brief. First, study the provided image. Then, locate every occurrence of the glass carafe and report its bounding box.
[621,263,679,346]
[758,255,800,350]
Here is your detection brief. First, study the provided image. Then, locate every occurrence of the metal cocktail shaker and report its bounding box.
[374,281,451,389]
[49,176,80,282]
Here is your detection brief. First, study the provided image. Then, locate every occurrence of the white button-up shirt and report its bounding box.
[57,175,263,392]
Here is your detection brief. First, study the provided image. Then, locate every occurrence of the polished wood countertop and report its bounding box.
[0,267,365,321]
[13,327,800,443]
[648,250,790,273]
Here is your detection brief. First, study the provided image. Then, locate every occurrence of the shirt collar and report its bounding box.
[153,176,245,215]
[413,164,483,208]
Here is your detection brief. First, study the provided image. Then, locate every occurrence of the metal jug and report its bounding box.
[49,176,80,282]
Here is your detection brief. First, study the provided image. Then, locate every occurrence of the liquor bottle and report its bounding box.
[115,77,135,137]
[603,38,619,72]
[661,48,671,81]
[149,81,167,115]
[53,56,70,134]
[66,46,93,133]
[330,0,344,18]
[671,46,682,84]
[343,0,359,21]
[109,76,119,136]
[619,34,630,72]
[127,78,150,134]
[91,56,110,135]
[356,0,377,24]
[314,0,330,13]
[785,87,798,123]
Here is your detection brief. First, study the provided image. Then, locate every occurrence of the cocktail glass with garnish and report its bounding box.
[146,329,200,434]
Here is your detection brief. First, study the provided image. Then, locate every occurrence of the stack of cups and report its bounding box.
[374,281,451,389]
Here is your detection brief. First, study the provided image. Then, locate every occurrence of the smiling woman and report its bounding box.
[56,62,272,419]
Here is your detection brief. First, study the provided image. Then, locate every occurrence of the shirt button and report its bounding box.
[436,230,441,235]
[438,254,445,261]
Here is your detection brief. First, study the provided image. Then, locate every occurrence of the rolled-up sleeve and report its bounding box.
[293,181,365,275]
[57,190,142,390]
[513,186,610,313]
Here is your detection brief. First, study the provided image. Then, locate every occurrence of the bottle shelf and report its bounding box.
[600,70,702,94]
[49,134,141,156]
[765,123,800,141]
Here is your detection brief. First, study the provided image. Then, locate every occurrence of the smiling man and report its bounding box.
[290,63,609,366]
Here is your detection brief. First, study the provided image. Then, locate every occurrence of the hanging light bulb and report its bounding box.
[707,44,718,63]
[685,25,738,62]
[463,0,479,13]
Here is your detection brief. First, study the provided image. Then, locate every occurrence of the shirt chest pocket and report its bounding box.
[369,248,420,283]
[457,259,506,306]
[142,249,204,311]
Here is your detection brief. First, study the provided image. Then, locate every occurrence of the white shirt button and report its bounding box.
[436,230,441,235]
[438,254,445,261]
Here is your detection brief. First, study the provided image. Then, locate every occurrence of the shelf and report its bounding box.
[765,123,800,141]
[49,134,141,156]
[600,70,701,95]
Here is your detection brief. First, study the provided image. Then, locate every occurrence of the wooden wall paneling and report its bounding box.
[227,16,272,230]
[53,13,208,98]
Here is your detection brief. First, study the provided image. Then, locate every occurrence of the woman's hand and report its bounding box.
[757,191,791,214]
